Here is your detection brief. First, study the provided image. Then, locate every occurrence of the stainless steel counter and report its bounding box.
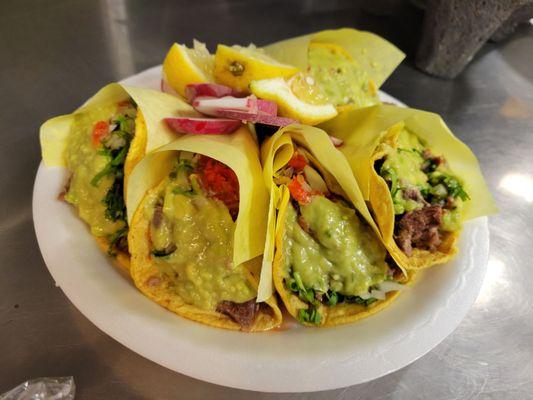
[1,1,532,398]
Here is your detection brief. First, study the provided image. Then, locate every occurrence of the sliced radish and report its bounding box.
[160,73,180,97]
[328,135,344,147]
[257,99,278,116]
[185,83,238,102]
[165,117,241,135]
[192,95,258,117]
[216,109,298,127]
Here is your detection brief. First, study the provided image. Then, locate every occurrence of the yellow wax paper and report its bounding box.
[320,104,497,269]
[264,28,405,88]
[40,83,196,167]
[258,124,386,301]
[126,126,268,268]
[320,104,498,220]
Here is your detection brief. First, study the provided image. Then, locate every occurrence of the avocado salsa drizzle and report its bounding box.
[92,101,136,255]
[279,150,401,325]
[376,128,469,255]
[308,44,379,108]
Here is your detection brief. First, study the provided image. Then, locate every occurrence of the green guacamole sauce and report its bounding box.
[283,196,388,298]
[308,44,379,108]
[378,128,467,232]
[145,156,256,312]
[64,104,126,237]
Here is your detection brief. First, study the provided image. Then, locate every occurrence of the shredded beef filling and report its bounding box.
[152,203,164,229]
[115,235,129,253]
[395,205,443,255]
[422,149,444,172]
[216,298,258,328]
[402,187,427,204]
[58,175,72,201]
[149,202,177,257]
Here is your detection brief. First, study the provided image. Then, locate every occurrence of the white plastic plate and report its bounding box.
[33,66,489,392]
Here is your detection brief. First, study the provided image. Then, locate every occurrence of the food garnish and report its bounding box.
[184,82,239,102]
[162,40,214,97]
[250,78,338,125]
[164,117,241,135]
[214,44,299,93]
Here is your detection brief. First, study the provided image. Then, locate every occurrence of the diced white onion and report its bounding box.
[104,134,126,150]
[298,175,313,193]
[303,165,328,193]
[377,281,405,292]
[370,289,386,300]
[358,291,372,300]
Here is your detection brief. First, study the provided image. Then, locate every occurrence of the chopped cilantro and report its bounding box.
[107,226,128,256]
[91,144,129,187]
[293,271,306,292]
[287,278,299,292]
[344,295,378,307]
[298,307,322,325]
[103,179,126,222]
[380,166,399,196]
[429,172,469,201]
[92,107,137,260]
[172,187,195,196]
[325,291,338,306]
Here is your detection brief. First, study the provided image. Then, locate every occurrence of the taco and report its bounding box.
[320,104,497,269]
[127,128,281,331]
[40,84,193,271]
[259,125,412,327]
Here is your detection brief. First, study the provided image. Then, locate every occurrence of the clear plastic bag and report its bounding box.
[0,377,75,400]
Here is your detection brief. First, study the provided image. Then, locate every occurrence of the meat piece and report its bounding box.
[385,254,403,279]
[445,196,455,209]
[152,203,164,229]
[422,149,445,172]
[216,298,258,328]
[297,216,310,233]
[152,243,177,257]
[403,187,425,203]
[57,175,72,201]
[115,235,129,253]
[396,205,443,255]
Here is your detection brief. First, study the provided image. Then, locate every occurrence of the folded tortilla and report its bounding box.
[320,104,498,269]
[127,126,281,331]
[40,83,195,271]
[259,125,412,326]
